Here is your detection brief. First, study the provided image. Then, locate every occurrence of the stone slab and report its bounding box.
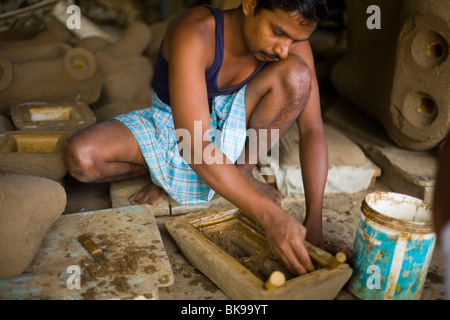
[324,102,437,203]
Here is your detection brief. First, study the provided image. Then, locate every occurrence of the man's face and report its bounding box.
[242,7,317,62]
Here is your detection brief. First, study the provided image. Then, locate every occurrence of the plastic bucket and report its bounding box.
[348,192,436,300]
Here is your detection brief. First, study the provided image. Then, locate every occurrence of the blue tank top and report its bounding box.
[152,5,267,109]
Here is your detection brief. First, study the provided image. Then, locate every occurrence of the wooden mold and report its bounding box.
[10,102,96,132]
[166,208,353,300]
[0,131,71,181]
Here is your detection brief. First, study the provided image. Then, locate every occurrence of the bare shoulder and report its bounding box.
[163,6,216,62]
[290,41,314,63]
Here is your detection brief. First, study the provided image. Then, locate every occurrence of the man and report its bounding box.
[64,0,329,275]
[432,136,450,299]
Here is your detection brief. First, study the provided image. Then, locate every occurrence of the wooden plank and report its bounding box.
[0,205,173,300]
[324,103,437,203]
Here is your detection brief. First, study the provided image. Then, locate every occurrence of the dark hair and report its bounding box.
[254,0,329,24]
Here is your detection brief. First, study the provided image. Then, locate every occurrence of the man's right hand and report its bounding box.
[260,209,315,276]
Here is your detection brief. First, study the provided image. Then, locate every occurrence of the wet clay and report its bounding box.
[199,222,296,282]
[0,174,66,279]
[76,232,169,300]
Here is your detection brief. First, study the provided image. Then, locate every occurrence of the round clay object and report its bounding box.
[63,48,97,81]
[0,57,13,92]
[0,174,66,279]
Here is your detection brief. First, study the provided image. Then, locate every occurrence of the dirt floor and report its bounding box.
[63,177,446,300]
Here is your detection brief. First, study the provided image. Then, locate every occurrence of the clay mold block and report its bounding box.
[166,208,353,300]
[10,102,96,131]
[0,131,71,181]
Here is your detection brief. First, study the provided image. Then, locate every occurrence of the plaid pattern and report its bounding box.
[113,87,247,205]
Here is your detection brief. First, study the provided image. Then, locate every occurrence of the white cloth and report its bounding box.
[269,159,376,197]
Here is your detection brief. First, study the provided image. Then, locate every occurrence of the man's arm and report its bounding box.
[292,41,328,248]
[433,137,450,239]
[166,9,315,275]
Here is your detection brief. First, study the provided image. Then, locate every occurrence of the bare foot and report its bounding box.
[244,173,283,206]
[129,182,165,206]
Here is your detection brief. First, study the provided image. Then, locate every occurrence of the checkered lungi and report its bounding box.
[113,87,247,205]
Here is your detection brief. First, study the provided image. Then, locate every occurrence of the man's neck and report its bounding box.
[224,8,252,59]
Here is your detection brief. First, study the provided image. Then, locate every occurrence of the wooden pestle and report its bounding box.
[327,252,347,269]
[264,271,286,290]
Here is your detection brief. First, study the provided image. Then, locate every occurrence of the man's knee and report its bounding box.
[277,54,312,97]
[64,133,99,183]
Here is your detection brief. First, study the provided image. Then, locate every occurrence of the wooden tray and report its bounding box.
[166,208,353,300]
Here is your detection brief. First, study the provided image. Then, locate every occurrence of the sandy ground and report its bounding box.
[64,177,446,300]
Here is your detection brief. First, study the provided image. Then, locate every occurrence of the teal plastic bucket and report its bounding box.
[348,192,436,300]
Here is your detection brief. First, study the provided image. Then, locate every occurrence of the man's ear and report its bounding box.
[242,0,257,16]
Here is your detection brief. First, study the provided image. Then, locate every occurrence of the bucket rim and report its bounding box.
[361,192,434,234]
